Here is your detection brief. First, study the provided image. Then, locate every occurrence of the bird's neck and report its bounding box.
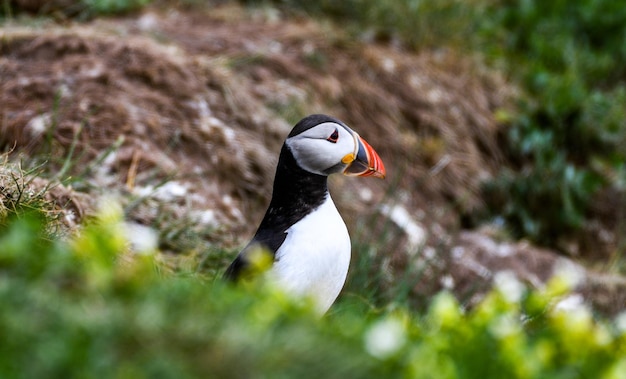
[258,144,329,233]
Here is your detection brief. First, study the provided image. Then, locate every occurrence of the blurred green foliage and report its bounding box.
[81,0,152,14]
[1,198,626,378]
[0,0,152,17]
[479,0,626,245]
[242,0,480,48]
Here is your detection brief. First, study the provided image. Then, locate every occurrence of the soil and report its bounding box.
[1,3,624,314]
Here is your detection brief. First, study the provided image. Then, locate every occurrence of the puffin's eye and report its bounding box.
[326,128,339,143]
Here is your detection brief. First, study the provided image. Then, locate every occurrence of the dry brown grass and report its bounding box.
[0,8,514,237]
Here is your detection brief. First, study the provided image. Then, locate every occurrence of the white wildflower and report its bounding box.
[615,312,626,334]
[494,271,525,303]
[124,222,158,254]
[364,317,406,359]
[553,259,585,290]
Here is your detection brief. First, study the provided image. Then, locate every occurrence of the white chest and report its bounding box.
[270,195,351,313]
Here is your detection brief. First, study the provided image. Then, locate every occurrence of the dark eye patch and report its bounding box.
[327,128,339,143]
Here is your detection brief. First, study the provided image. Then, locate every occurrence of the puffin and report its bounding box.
[224,114,386,313]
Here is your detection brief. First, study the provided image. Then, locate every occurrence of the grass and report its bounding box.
[0,0,153,19]
[345,209,435,312]
[0,157,60,230]
[242,0,483,50]
[125,193,237,277]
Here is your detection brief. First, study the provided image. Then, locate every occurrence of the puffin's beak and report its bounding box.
[343,134,386,179]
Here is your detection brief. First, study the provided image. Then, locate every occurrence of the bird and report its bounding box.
[224,114,386,314]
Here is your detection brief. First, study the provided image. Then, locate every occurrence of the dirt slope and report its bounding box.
[1,4,624,314]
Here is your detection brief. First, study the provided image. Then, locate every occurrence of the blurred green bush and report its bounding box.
[81,0,151,14]
[479,0,626,246]
[1,198,625,378]
[0,0,152,17]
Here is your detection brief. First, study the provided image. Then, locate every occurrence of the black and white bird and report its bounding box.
[224,114,385,313]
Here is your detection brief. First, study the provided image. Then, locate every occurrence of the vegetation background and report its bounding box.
[1,0,625,377]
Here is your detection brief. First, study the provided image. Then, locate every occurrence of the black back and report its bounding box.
[223,140,329,280]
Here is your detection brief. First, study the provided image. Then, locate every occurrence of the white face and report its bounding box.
[285,121,357,176]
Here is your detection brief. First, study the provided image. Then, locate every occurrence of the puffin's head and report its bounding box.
[285,114,386,178]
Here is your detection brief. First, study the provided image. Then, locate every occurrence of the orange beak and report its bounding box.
[343,134,386,179]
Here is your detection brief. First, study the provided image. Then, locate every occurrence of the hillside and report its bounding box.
[1,1,625,315]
